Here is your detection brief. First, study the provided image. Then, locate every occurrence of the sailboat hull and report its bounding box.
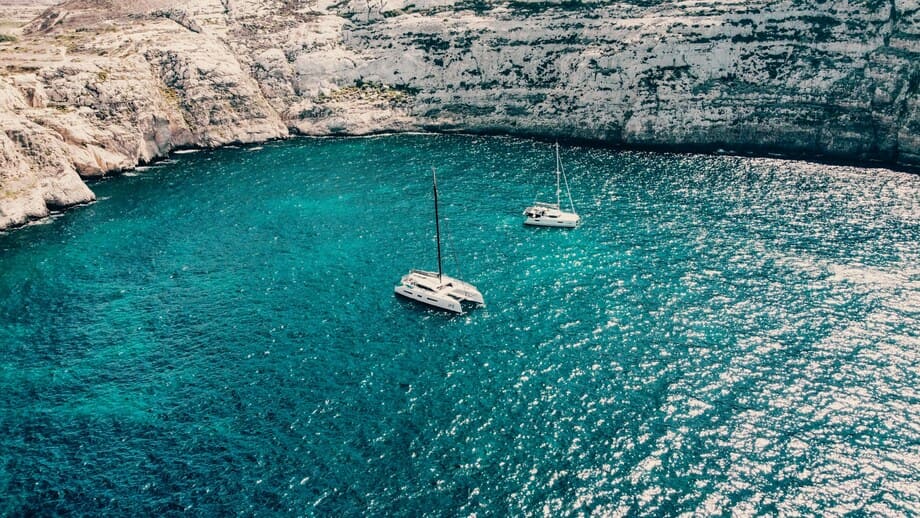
[523,215,580,228]
[522,143,580,228]
[523,206,580,228]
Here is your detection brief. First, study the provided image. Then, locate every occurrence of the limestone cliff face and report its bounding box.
[0,0,917,230]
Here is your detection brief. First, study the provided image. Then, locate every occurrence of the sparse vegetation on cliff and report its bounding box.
[0,0,918,232]
[314,80,413,105]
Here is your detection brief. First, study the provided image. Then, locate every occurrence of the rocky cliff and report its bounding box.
[0,0,917,230]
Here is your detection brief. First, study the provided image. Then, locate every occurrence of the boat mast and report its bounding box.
[432,167,443,282]
[559,146,577,215]
[555,142,562,207]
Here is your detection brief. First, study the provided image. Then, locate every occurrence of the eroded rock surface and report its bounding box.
[0,0,917,229]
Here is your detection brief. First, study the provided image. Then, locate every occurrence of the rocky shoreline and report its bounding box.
[1,0,917,231]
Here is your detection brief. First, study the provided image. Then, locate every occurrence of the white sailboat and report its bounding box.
[523,142,580,228]
[394,169,484,314]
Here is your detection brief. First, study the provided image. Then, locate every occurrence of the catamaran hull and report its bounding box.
[396,170,484,315]
[394,270,484,314]
[394,285,463,313]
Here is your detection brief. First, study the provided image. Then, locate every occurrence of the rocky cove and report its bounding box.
[0,0,917,230]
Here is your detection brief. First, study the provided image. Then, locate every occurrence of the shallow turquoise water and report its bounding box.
[1,134,918,515]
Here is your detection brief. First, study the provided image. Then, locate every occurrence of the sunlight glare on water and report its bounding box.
[0,135,918,515]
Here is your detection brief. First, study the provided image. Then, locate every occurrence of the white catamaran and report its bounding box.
[394,169,484,314]
[523,142,580,228]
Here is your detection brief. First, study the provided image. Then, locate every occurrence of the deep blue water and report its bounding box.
[1,134,918,515]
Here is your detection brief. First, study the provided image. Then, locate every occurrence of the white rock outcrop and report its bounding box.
[0,0,917,230]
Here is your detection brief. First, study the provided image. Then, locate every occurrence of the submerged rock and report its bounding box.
[0,0,917,229]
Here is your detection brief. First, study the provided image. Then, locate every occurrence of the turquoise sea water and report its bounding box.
[1,134,918,515]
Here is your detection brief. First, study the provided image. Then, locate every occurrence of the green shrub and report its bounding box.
[0,34,18,43]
